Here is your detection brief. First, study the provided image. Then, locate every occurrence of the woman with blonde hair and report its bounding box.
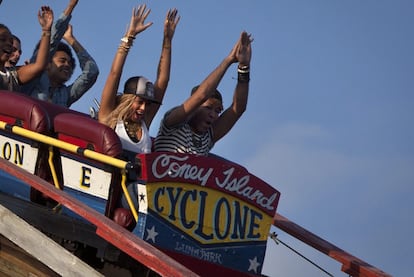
[99,4,179,155]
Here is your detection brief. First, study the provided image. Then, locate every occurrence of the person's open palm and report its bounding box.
[38,6,53,30]
[237,31,252,66]
[127,4,153,37]
[164,8,180,40]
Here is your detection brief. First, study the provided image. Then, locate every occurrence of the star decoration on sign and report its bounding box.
[139,193,146,202]
[146,226,158,243]
[248,256,261,273]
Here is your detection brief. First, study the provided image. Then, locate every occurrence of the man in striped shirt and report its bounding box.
[154,31,252,156]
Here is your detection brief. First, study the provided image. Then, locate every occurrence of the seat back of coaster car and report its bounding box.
[0,90,51,200]
[52,112,134,229]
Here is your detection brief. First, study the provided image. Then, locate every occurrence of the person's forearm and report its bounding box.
[64,36,84,53]
[99,39,129,120]
[233,82,248,116]
[198,57,233,97]
[63,0,78,16]
[35,29,51,68]
[233,64,250,115]
[18,29,51,84]
[155,38,172,92]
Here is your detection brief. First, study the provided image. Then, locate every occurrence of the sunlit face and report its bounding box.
[190,98,223,133]
[128,96,152,122]
[6,37,21,67]
[0,29,13,64]
[47,51,74,84]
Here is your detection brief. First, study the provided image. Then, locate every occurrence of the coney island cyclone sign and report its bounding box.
[135,152,281,276]
[146,153,279,215]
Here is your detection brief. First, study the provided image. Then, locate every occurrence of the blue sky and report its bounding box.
[1,1,412,276]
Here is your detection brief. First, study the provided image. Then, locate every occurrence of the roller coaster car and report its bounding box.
[0,90,281,276]
[0,91,393,277]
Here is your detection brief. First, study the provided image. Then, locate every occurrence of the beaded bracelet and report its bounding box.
[238,65,250,74]
[238,65,250,83]
[118,35,136,53]
[121,35,135,45]
[118,43,131,53]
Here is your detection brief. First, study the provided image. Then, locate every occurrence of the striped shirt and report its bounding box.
[154,110,214,156]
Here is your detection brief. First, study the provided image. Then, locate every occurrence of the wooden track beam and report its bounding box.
[0,204,103,276]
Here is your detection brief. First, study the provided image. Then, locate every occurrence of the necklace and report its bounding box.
[124,121,141,143]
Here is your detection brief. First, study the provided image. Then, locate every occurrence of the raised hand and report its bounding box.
[63,24,74,41]
[164,8,180,41]
[126,4,153,37]
[236,31,253,66]
[38,6,54,31]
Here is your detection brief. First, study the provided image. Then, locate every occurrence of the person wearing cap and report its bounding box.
[154,31,252,156]
[98,4,180,154]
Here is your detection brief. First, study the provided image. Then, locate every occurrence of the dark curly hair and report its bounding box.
[56,42,76,70]
[32,41,76,70]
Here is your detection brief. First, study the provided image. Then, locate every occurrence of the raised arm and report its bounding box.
[50,0,78,55]
[146,8,180,127]
[30,0,78,63]
[63,0,79,17]
[98,4,153,123]
[212,31,252,142]
[17,6,53,84]
[63,24,99,107]
[63,24,84,55]
[163,35,239,128]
